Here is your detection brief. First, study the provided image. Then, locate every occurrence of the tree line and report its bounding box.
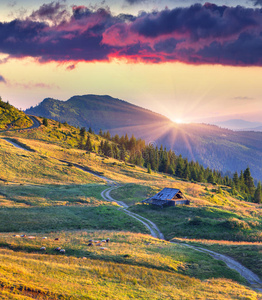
[78,127,261,204]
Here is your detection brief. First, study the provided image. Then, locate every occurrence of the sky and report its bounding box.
[0,0,262,123]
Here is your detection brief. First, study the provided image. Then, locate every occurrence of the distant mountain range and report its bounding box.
[25,95,262,181]
[213,119,262,131]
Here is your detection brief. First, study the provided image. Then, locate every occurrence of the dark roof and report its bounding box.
[141,188,189,208]
[152,188,181,200]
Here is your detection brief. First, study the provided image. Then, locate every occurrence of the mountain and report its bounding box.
[0,98,33,130]
[25,95,169,132]
[25,95,262,180]
[213,119,262,131]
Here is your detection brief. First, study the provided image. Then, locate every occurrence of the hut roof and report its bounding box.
[142,188,189,208]
[152,188,181,200]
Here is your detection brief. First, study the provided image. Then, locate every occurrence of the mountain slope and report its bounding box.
[25,95,262,180]
[0,98,33,130]
[213,119,262,131]
[26,95,169,132]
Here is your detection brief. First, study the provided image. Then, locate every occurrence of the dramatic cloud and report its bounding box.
[30,1,69,23]
[125,0,146,5]
[252,0,262,6]
[0,75,6,83]
[1,2,262,65]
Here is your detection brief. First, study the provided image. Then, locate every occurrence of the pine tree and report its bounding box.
[85,135,93,152]
[147,163,152,174]
[243,167,255,195]
[80,127,86,137]
[254,182,262,204]
[42,118,48,127]
[233,172,239,190]
[119,144,126,161]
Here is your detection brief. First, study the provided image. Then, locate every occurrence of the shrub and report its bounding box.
[188,216,203,225]
[219,218,250,230]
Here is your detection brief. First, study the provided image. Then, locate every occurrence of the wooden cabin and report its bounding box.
[142,188,189,208]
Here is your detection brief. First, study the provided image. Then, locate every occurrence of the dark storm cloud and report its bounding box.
[0,75,6,83]
[125,0,146,5]
[252,0,262,6]
[0,3,262,66]
[30,1,69,22]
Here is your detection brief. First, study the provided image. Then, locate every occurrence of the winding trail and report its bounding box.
[2,122,262,292]
[0,115,41,133]
[101,185,164,239]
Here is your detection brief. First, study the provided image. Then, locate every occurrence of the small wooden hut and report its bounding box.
[142,188,189,208]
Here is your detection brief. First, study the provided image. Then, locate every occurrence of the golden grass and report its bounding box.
[0,231,259,300]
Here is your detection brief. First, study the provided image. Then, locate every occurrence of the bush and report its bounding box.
[188,216,203,225]
[219,218,250,230]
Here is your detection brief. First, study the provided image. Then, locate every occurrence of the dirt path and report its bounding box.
[2,135,262,292]
[180,243,262,291]
[100,185,163,239]
[0,115,41,133]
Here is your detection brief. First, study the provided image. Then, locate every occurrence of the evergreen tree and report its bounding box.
[85,135,93,152]
[88,127,93,134]
[243,167,255,195]
[119,144,127,161]
[147,163,152,174]
[99,129,103,136]
[207,173,214,184]
[233,172,239,190]
[105,131,111,140]
[80,127,86,137]
[254,182,262,204]
[42,118,48,127]
[175,155,184,178]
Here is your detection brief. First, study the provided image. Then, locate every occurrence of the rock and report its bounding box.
[27,236,36,239]
[101,240,106,243]
[82,257,87,260]
[60,249,65,254]
[54,238,59,241]
[88,239,93,242]
[20,235,26,238]
[106,238,110,243]
[100,247,107,250]
[87,242,93,246]
[40,247,46,251]
[14,235,20,238]
[96,243,102,246]
[42,237,47,239]
[55,247,61,251]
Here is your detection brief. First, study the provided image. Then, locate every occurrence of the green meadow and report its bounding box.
[0,115,261,299]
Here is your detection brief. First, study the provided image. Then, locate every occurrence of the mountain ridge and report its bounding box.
[25,94,262,181]
[213,119,262,131]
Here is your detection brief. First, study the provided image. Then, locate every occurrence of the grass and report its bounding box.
[0,119,262,298]
[0,206,148,234]
[172,238,262,280]
[0,138,104,184]
[0,184,106,207]
[110,184,159,205]
[129,204,262,242]
[0,231,259,300]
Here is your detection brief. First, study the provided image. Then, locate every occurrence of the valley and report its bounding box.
[0,104,262,298]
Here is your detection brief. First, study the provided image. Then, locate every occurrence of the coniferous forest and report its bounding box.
[78,127,261,204]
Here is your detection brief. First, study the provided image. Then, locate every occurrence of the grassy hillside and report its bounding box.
[25,95,168,132]
[0,99,33,130]
[0,111,261,298]
[0,231,258,300]
[24,94,262,180]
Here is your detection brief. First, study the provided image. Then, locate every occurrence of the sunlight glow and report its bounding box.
[173,118,183,124]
